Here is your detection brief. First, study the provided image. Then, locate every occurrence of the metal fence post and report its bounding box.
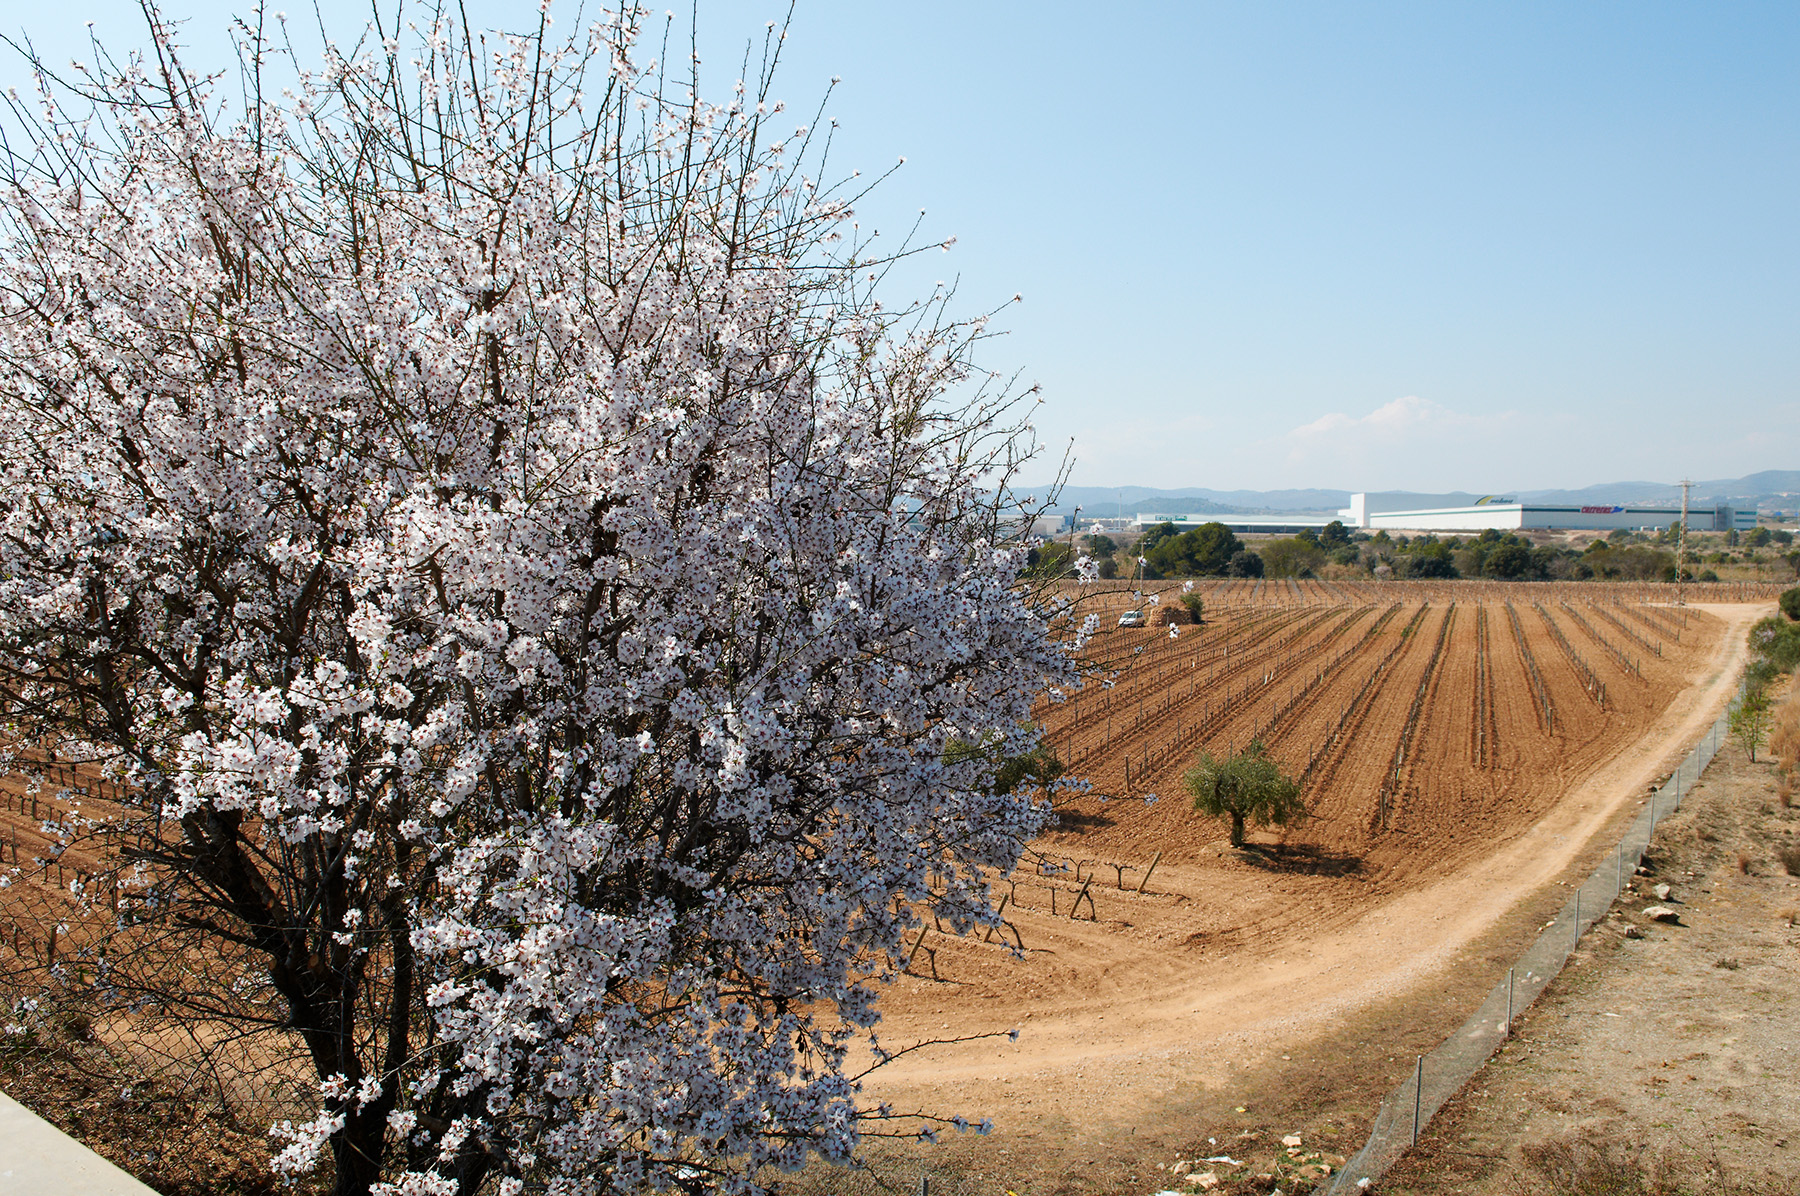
[1412,1055,1424,1144]
[1506,967,1514,1034]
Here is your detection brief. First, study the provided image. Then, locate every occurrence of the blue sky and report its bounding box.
[11,2,1798,492]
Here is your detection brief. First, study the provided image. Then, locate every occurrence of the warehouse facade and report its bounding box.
[1337,492,1756,533]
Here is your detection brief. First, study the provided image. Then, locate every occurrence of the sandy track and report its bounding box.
[865,599,1765,1174]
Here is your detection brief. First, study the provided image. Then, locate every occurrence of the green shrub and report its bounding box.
[943,735,1063,797]
[1749,615,1800,673]
[1731,688,1773,761]
[1780,586,1800,621]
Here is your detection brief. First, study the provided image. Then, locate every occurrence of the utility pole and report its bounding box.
[1676,479,1692,607]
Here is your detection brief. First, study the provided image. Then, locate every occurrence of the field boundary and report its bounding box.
[1325,681,1742,1193]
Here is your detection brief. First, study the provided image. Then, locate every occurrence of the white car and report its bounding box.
[1117,609,1146,628]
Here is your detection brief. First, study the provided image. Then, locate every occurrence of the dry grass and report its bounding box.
[1769,690,1800,778]
[1513,1134,1683,1196]
[1509,1128,1784,1196]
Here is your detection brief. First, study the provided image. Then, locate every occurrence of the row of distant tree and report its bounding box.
[1029,522,1800,583]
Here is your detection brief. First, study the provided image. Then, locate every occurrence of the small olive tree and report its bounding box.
[1731,689,1773,763]
[1183,740,1304,848]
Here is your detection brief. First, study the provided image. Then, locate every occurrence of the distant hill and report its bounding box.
[1036,471,1799,517]
[1046,485,1351,516]
[1517,471,1800,508]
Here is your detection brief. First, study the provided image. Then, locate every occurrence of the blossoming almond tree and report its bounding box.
[0,5,1078,1192]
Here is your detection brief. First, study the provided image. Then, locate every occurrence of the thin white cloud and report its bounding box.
[1060,411,1215,487]
[1053,391,1771,493]
[1289,395,1486,442]
[1270,396,1533,490]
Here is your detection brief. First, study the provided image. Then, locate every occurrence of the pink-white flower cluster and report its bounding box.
[0,5,1075,1193]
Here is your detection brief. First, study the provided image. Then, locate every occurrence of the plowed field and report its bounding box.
[1030,581,1715,888]
[865,586,1774,1194]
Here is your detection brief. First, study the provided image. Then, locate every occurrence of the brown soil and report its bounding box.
[1383,683,1800,1195]
[852,594,1768,1196]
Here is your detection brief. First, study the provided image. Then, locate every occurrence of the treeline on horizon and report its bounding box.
[1029,521,1800,584]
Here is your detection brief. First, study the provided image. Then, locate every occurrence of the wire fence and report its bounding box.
[0,780,317,1141]
[1325,691,1738,1192]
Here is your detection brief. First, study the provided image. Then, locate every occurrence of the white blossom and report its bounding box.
[0,5,1075,1192]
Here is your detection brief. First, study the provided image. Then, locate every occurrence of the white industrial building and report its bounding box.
[1127,513,1337,535]
[1119,493,1757,535]
[1337,493,1756,534]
